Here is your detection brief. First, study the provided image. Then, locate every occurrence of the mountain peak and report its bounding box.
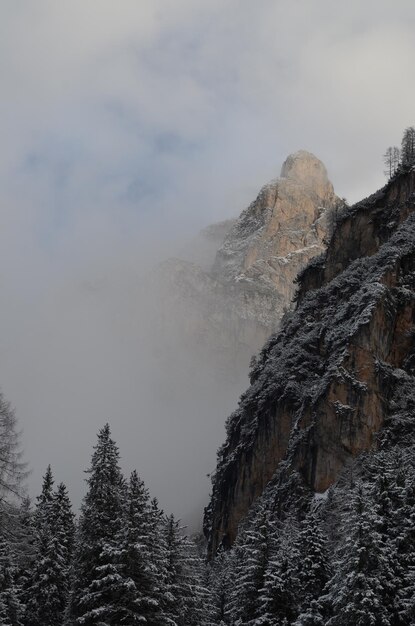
[212,150,339,290]
[280,150,332,192]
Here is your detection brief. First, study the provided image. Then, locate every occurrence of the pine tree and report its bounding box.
[30,534,69,625]
[107,470,160,625]
[292,513,329,616]
[147,498,174,626]
[294,600,325,626]
[179,533,213,626]
[24,471,75,626]
[52,483,75,572]
[24,465,56,626]
[257,547,297,626]
[163,514,206,626]
[227,503,276,625]
[14,497,35,622]
[401,126,415,168]
[371,458,405,624]
[325,484,394,626]
[383,146,401,178]
[51,483,76,621]
[65,424,125,625]
[393,464,415,624]
[35,464,54,516]
[0,393,26,504]
[209,548,234,625]
[0,393,28,624]
[393,146,401,174]
[0,532,24,626]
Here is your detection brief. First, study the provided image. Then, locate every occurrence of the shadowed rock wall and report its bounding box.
[205,168,415,555]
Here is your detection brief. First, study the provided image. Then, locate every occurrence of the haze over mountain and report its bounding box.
[1,3,415,624]
[2,0,415,526]
[156,151,340,383]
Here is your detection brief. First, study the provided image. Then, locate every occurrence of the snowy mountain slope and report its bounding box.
[204,166,415,555]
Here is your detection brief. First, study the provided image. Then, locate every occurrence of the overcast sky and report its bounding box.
[1,1,415,521]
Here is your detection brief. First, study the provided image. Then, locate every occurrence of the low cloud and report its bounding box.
[0,0,414,521]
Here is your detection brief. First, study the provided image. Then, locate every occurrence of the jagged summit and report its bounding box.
[212,150,339,296]
[155,151,340,382]
[280,150,333,193]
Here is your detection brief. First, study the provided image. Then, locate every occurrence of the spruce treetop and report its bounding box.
[84,423,122,500]
[36,465,54,506]
[79,423,124,543]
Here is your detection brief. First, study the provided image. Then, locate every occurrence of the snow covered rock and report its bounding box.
[205,164,415,556]
[156,151,340,380]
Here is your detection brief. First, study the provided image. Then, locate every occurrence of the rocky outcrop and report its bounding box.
[204,167,415,556]
[157,152,340,380]
[213,150,337,291]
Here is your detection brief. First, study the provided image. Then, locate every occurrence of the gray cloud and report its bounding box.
[0,0,414,521]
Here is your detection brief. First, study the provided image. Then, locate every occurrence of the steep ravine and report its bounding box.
[204,167,415,555]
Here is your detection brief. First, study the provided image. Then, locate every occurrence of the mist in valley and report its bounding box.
[2,0,415,526]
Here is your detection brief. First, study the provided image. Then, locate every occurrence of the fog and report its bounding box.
[1,0,415,524]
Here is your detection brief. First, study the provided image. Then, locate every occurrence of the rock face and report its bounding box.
[204,167,415,556]
[157,151,340,379]
[213,150,336,288]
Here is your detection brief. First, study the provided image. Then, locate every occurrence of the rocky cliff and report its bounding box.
[204,166,415,555]
[156,151,340,379]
